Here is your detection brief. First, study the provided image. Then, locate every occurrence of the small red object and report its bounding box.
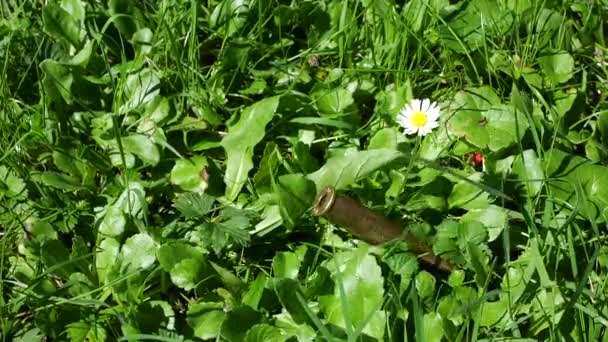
[469,152,484,168]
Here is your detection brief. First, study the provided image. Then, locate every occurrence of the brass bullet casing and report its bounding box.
[312,186,455,272]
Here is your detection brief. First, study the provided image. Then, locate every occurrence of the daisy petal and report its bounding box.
[421,99,431,112]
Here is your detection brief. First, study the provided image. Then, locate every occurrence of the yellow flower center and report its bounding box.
[410,111,428,128]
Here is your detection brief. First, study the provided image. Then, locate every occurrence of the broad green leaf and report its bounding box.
[96,238,121,283]
[245,324,292,342]
[545,148,608,222]
[28,221,58,241]
[220,306,263,342]
[319,245,385,340]
[512,149,544,198]
[135,300,175,332]
[375,82,413,118]
[120,69,160,113]
[448,172,492,210]
[122,134,160,166]
[157,242,202,272]
[440,0,513,53]
[272,251,301,279]
[312,86,356,116]
[40,59,74,104]
[98,182,146,237]
[458,221,488,248]
[448,87,529,152]
[171,258,205,291]
[109,0,138,38]
[42,3,81,47]
[41,239,74,279]
[466,241,490,287]
[273,173,316,229]
[479,299,509,327]
[415,271,436,300]
[221,96,280,201]
[460,205,509,242]
[274,311,317,341]
[241,275,267,310]
[132,27,153,56]
[192,208,251,253]
[66,321,107,342]
[209,0,251,37]
[99,205,125,237]
[274,278,313,325]
[0,166,26,199]
[368,127,406,150]
[173,192,215,218]
[170,156,209,192]
[538,51,574,84]
[383,251,419,294]
[121,233,157,271]
[423,313,445,342]
[187,302,225,340]
[307,149,405,192]
[32,171,82,191]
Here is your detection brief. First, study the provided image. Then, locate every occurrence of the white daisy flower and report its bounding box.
[396,98,441,136]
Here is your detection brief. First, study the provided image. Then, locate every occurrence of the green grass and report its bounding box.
[2,0,608,341]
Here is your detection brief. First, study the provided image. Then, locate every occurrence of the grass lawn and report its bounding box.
[2,0,608,341]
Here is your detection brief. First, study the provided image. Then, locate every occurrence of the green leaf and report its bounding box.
[274,311,317,341]
[98,182,146,237]
[383,251,419,294]
[440,0,513,53]
[121,233,157,271]
[479,299,508,327]
[538,51,575,84]
[545,148,608,222]
[28,221,58,241]
[32,171,82,191]
[272,251,301,279]
[170,156,209,192]
[423,313,445,342]
[96,238,121,284]
[273,278,313,325]
[187,302,225,340]
[374,81,413,118]
[40,59,74,104]
[132,27,153,56]
[415,271,436,300]
[460,205,509,242]
[122,134,160,166]
[209,0,251,37]
[66,321,107,342]
[41,239,74,279]
[312,86,356,116]
[120,69,160,113]
[220,305,263,342]
[307,149,405,192]
[157,242,201,272]
[274,173,316,229]
[173,192,215,218]
[368,127,407,150]
[170,258,205,291]
[512,149,544,198]
[319,245,386,340]
[245,324,291,342]
[0,166,26,199]
[194,208,251,253]
[448,172,492,210]
[42,3,81,47]
[109,0,138,38]
[221,96,280,201]
[447,87,529,151]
